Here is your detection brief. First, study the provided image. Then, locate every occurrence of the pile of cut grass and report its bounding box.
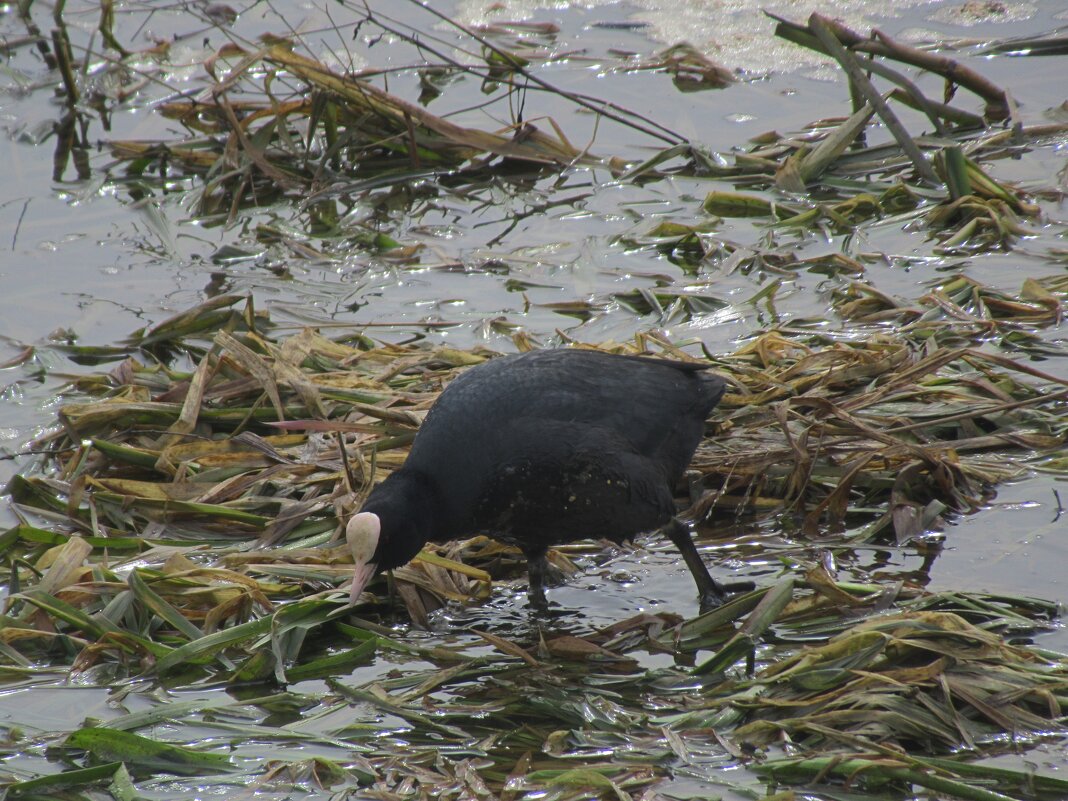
[3,294,1065,675]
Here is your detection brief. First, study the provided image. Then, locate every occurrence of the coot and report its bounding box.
[345,348,732,610]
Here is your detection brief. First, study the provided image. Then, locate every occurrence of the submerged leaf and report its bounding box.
[64,728,235,775]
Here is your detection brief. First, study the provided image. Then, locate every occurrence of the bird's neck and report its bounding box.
[362,468,440,570]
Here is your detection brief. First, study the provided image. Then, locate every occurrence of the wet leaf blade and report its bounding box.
[64,728,235,775]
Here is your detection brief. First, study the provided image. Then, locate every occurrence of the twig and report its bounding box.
[385,0,686,145]
[50,27,79,106]
[856,58,951,134]
[887,88,984,129]
[10,198,31,250]
[336,431,358,495]
[16,0,56,67]
[808,14,939,185]
[770,12,1010,119]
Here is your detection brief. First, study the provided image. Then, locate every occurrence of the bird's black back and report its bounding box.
[367,349,725,556]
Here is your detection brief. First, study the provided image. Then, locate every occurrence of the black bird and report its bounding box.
[346,348,732,611]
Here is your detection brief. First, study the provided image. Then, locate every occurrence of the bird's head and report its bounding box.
[344,503,432,604]
[345,511,382,604]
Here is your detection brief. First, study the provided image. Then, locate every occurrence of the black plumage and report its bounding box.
[345,348,732,610]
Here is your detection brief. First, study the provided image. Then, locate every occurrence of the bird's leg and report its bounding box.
[386,569,399,621]
[684,469,705,505]
[526,551,554,611]
[664,518,732,613]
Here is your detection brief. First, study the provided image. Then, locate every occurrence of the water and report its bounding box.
[1,0,1067,796]
[2,0,1064,642]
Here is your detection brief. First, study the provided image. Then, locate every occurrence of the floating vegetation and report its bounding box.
[5,295,1066,648]
[697,156,1040,254]
[2,295,1067,799]
[833,274,1067,354]
[698,609,1068,748]
[113,39,589,213]
[611,14,1068,267]
[3,3,1068,800]
[97,0,1064,273]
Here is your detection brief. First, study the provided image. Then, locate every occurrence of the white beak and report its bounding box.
[345,512,381,605]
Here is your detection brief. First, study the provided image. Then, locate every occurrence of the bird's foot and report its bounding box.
[526,552,568,612]
[698,579,757,614]
[528,582,550,612]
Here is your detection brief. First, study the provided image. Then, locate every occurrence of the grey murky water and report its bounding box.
[1,0,1067,796]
